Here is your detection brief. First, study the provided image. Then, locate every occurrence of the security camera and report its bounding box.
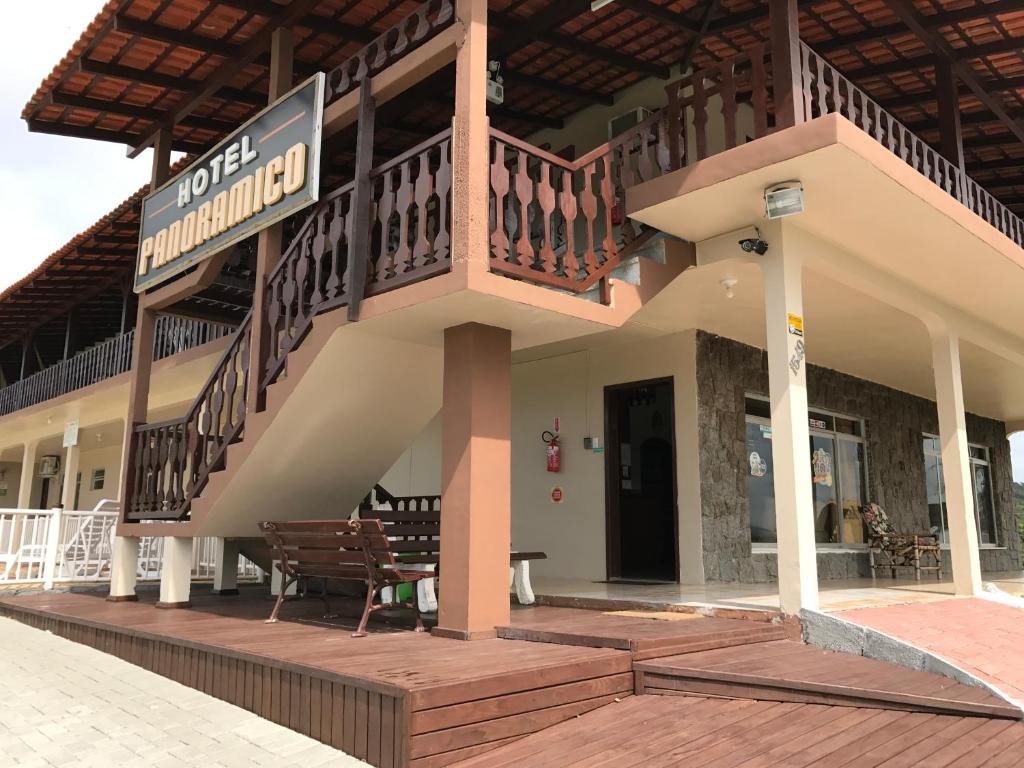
[738,226,768,255]
[738,237,768,255]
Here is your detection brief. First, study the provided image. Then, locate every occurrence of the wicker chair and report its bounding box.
[860,503,942,581]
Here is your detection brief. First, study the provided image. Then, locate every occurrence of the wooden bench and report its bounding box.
[258,519,431,637]
[359,485,547,610]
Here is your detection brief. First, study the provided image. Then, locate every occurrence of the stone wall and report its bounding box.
[696,332,1021,582]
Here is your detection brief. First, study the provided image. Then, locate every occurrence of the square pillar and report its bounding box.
[16,441,38,508]
[762,226,819,614]
[108,535,140,602]
[434,323,511,640]
[60,443,80,511]
[769,0,806,129]
[157,537,193,608]
[213,538,240,595]
[931,329,983,595]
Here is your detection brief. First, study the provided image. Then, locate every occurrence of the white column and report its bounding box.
[212,538,240,595]
[762,224,819,614]
[16,441,38,508]
[930,328,983,595]
[157,537,193,608]
[108,535,140,601]
[59,444,80,510]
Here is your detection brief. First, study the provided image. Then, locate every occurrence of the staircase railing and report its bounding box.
[488,112,671,299]
[126,313,251,522]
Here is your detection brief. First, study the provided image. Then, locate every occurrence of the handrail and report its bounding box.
[127,313,252,521]
[488,112,671,298]
[798,42,1024,248]
[324,0,455,106]
[0,316,231,418]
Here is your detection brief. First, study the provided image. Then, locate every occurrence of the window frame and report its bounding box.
[922,435,999,547]
[745,394,870,551]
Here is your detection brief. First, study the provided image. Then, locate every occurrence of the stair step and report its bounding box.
[634,639,1021,719]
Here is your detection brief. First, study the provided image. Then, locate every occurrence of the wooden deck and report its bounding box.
[0,587,632,768]
[498,606,791,659]
[1,586,1020,767]
[450,695,1024,767]
[635,639,1020,719]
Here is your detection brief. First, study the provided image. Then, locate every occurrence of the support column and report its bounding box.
[930,329,983,596]
[59,443,80,510]
[16,441,38,508]
[451,0,490,274]
[762,225,819,614]
[108,536,140,601]
[935,60,966,173]
[212,538,240,595]
[769,0,805,130]
[434,323,511,640]
[247,27,294,413]
[118,127,173,518]
[157,537,193,608]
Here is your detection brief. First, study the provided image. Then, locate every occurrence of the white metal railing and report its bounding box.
[0,500,261,587]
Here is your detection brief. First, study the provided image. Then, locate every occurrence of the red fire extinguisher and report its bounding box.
[543,430,561,473]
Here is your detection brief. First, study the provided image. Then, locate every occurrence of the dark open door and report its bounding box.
[605,378,678,582]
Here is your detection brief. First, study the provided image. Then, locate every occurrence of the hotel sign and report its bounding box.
[135,73,325,292]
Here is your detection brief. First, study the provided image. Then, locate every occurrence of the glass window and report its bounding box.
[922,437,998,546]
[745,420,776,543]
[91,468,105,491]
[745,396,868,546]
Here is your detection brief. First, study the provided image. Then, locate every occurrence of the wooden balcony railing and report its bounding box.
[0,316,231,419]
[324,0,455,106]
[488,112,671,300]
[127,314,251,522]
[798,42,1024,248]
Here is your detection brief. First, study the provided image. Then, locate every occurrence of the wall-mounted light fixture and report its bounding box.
[764,181,805,220]
[720,278,738,299]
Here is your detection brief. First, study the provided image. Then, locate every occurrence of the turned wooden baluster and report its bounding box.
[412,149,434,268]
[395,162,414,274]
[800,46,815,121]
[377,169,397,279]
[537,161,557,273]
[559,167,579,282]
[514,149,535,267]
[325,193,347,300]
[490,138,511,261]
[598,158,617,261]
[434,137,452,262]
[578,165,599,277]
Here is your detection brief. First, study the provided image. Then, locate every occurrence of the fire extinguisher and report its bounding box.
[543,430,561,473]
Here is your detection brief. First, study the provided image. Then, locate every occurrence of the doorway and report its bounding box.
[605,378,678,582]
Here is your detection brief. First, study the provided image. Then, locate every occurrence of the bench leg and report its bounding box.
[418,576,437,614]
[266,576,297,624]
[511,560,535,605]
[320,580,338,619]
[354,581,380,638]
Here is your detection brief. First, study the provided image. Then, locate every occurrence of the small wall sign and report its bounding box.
[550,487,564,504]
[63,421,79,448]
[787,313,804,337]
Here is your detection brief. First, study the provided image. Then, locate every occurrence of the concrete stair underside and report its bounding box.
[189,315,442,538]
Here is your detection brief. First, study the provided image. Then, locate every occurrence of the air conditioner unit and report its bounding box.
[608,107,652,141]
[38,455,61,478]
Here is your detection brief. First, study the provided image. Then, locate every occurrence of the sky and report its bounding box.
[1,3,1024,483]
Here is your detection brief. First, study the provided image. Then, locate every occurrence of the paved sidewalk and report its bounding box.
[0,617,368,767]
[839,597,1024,705]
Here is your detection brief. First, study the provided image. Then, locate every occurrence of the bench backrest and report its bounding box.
[258,519,396,582]
[358,485,440,565]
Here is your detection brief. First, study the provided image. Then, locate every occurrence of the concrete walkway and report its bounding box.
[839,597,1024,705]
[0,617,368,767]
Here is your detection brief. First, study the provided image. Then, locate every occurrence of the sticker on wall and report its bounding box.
[749,451,767,478]
[787,313,804,337]
[551,487,564,504]
[812,448,833,487]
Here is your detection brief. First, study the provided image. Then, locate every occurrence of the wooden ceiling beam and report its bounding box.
[217,0,376,43]
[615,0,701,35]
[27,119,205,154]
[883,0,1024,144]
[79,59,264,106]
[114,14,240,57]
[501,70,615,106]
[969,157,1024,172]
[846,36,1024,81]
[818,0,1024,53]
[127,0,323,158]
